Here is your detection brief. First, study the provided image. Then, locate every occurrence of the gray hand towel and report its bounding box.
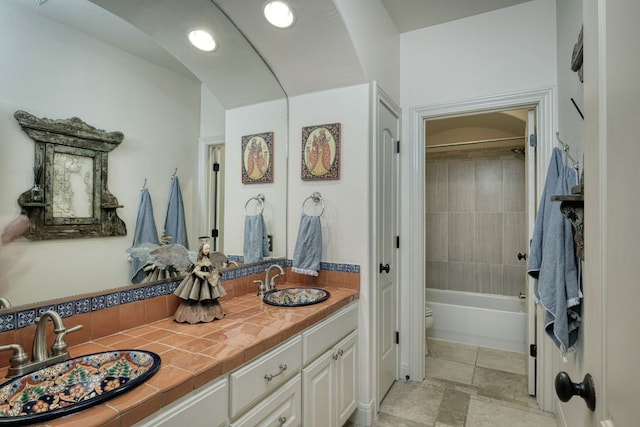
[164,176,189,248]
[129,188,159,283]
[243,213,269,264]
[292,213,322,276]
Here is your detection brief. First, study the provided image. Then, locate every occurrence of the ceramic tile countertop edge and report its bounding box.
[30,285,359,427]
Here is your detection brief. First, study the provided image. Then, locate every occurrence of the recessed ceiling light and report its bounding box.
[188,30,216,52]
[263,1,295,29]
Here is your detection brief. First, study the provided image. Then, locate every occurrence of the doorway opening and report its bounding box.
[424,108,536,395]
[404,88,556,406]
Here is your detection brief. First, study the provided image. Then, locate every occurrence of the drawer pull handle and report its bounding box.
[278,416,287,426]
[264,363,287,382]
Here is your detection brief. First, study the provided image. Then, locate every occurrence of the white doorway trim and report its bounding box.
[403,87,556,407]
[196,135,225,245]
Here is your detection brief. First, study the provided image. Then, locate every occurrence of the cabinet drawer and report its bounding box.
[230,375,301,427]
[230,335,302,418]
[134,376,228,427]
[302,302,357,365]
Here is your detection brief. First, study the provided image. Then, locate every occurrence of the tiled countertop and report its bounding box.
[26,285,358,427]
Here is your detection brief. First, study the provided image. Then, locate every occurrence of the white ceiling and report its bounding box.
[380,0,533,33]
[18,0,535,106]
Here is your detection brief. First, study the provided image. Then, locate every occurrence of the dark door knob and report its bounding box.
[518,252,527,261]
[379,263,390,274]
[555,371,596,411]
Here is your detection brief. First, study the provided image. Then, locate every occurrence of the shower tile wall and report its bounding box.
[426,148,527,296]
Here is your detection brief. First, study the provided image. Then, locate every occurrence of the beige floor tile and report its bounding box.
[373,411,432,427]
[471,366,531,404]
[379,380,444,425]
[476,346,526,375]
[426,356,476,385]
[465,398,557,427]
[426,338,478,365]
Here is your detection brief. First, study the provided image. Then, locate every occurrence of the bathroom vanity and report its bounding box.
[134,301,358,427]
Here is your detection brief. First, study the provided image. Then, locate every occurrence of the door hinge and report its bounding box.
[530,344,537,358]
[395,331,399,344]
[396,236,400,249]
[529,134,537,147]
[213,162,220,172]
[396,140,400,153]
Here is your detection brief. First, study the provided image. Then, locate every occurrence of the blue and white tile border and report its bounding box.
[0,260,359,332]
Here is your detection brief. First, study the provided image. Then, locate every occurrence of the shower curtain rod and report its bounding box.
[426,135,525,149]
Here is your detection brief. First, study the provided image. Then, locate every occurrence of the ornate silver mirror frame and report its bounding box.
[15,110,126,240]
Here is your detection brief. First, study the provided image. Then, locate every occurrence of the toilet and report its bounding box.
[425,303,434,356]
[424,303,434,332]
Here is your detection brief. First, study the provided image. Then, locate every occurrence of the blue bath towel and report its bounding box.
[243,213,269,264]
[129,188,159,283]
[292,213,322,276]
[528,148,580,354]
[164,176,189,249]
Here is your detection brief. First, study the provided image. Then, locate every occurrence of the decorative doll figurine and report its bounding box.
[173,239,226,323]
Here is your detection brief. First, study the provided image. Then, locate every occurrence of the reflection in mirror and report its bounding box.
[15,110,127,240]
[0,0,287,309]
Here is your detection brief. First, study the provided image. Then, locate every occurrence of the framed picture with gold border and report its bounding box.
[241,131,274,184]
[301,123,340,180]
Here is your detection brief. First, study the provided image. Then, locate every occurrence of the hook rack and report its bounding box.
[555,133,580,173]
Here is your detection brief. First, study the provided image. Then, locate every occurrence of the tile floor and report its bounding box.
[361,338,559,426]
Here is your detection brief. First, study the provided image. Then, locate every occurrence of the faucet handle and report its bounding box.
[0,344,29,368]
[51,324,83,356]
[253,280,267,297]
[269,273,285,289]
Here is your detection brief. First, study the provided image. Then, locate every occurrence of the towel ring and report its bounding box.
[302,192,324,217]
[244,194,265,215]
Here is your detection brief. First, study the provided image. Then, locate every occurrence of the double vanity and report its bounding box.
[0,278,359,426]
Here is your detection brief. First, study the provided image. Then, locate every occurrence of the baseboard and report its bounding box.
[349,398,375,426]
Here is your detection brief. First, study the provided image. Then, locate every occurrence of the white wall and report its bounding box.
[0,2,201,305]
[334,0,400,103]
[400,0,558,108]
[287,83,374,418]
[224,99,288,258]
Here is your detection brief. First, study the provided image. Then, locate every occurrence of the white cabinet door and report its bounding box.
[302,349,334,427]
[302,330,358,427]
[335,331,358,427]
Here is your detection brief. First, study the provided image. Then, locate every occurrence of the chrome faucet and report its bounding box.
[0,310,82,378]
[264,264,285,291]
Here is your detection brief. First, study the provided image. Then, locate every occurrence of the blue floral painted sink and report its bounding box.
[0,350,161,425]
[263,287,330,307]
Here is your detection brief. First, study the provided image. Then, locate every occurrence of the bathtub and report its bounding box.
[426,288,527,353]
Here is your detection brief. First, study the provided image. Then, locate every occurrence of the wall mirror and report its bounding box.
[0,0,288,308]
[15,110,127,240]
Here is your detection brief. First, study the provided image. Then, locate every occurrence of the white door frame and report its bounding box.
[196,135,225,245]
[402,88,556,407]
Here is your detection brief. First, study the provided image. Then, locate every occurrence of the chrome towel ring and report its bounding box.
[302,192,324,217]
[244,193,265,215]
